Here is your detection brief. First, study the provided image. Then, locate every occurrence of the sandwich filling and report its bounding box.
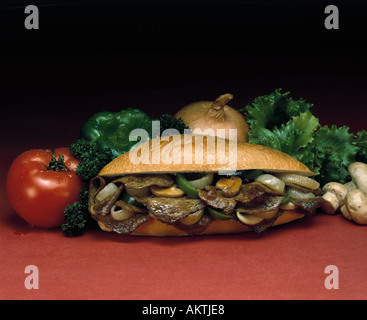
[88,171,324,235]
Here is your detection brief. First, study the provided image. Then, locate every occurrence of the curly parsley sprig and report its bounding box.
[62,139,114,237]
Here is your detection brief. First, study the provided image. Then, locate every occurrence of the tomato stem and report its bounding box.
[47,150,69,171]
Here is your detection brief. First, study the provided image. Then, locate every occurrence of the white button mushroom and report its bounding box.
[321,192,340,215]
[342,189,367,224]
[236,212,264,225]
[179,208,204,225]
[321,182,347,214]
[344,181,357,192]
[321,162,367,224]
[349,162,367,193]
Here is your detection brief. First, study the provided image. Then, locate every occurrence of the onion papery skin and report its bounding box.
[175,94,249,142]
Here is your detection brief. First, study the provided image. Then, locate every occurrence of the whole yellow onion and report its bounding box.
[175,94,249,142]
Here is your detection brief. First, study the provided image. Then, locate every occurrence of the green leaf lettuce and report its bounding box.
[241,89,365,185]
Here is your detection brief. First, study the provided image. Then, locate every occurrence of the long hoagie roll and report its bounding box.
[89,134,322,236]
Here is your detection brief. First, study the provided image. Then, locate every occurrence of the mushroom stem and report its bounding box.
[321,182,347,213]
[321,192,340,214]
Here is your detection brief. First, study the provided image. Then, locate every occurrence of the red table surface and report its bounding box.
[1,52,367,300]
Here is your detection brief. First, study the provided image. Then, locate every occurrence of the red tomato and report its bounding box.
[6,148,83,228]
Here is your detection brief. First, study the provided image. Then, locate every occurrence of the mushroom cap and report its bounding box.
[345,189,367,224]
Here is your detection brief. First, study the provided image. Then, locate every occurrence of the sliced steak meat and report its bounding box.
[113,174,175,197]
[93,213,151,234]
[114,174,174,189]
[236,194,284,214]
[198,186,237,214]
[249,209,283,233]
[135,196,206,223]
[89,176,107,204]
[234,182,284,207]
[112,200,148,214]
[291,196,325,215]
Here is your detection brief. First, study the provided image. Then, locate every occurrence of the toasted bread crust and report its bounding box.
[99,134,313,177]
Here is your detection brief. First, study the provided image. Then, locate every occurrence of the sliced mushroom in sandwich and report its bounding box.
[88,134,324,236]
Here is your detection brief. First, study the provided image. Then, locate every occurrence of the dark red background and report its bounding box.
[1,1,366,300]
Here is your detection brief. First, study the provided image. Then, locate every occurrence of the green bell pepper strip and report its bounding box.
[122,192,145,208]
[207,207,236,220]
[175,173,199,198]
[280,194,290,206]
[80,108,154,158]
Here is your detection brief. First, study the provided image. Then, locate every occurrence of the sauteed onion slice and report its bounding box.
[287,187,315,200]
[187,173,214,190]
[276,173,320,190]
[255,174,285,193]
[111,203,136,221]
[96,183,119,202]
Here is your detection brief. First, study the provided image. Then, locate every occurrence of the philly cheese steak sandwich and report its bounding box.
[88,134,324,236]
